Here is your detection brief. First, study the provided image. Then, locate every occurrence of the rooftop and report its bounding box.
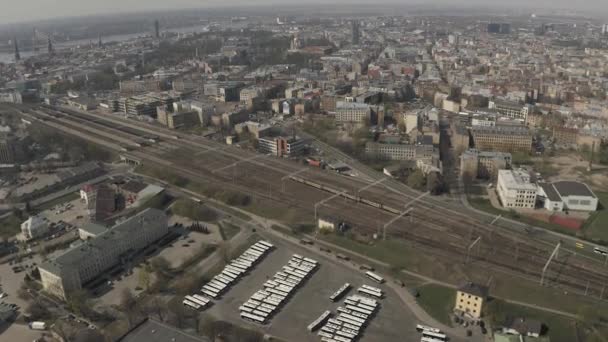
[498,169,537,191]
[458,282,489,298]
[471,125,530,136]
[553,181,596,198]
[336,101,370,110]
[117,318,210,342]
[538,183,561,202]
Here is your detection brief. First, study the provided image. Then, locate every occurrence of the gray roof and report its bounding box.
[553,181,596,198]
[118,318,210,342]
[504,317,542,335]
[458,282,489,298]
[538,183,561,202]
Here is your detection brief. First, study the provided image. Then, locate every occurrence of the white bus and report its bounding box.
[422,330,447,341]
[346,305,372,316]
[335,330,357,340]
[594,246,608,256]
[338,313,365,324]
[192,294,210,304]
[222,270,239,280]
[185,295,207,307]
[333,335,352,342]
[292,254,304,260]
[183,299,201,310]
[251,245,267,253]
[321,326,336,334]
[239,306,253,313]
[308,310,332,331]
[416,324,441,333]
[421,337,446,342]
[252,310,268,318]
[365,271,384,284]
[258,240,273,249]
[241,312,265,324]
[303,257,317,264]
[317,331,334,339]
[225,266,244,274]
[330,283,351,302]
[357,287,383,299]
[361,285,382,293]
[337,317,362,328]
[201,289,218,298]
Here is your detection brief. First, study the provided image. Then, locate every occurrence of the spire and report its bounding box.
[14,37,20,61]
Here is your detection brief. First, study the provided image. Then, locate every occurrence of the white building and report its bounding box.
[335,102,371,123]
[20,215,49,241]
[538,181,598,212]
[496,169,537,209]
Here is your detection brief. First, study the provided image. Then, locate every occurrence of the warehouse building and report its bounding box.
[39,208,168,300]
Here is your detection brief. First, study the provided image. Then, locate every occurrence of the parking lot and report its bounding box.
[204,237,421,342]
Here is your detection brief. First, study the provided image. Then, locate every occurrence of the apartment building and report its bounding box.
[39,208,168,300]
[552,127,578,146]
[460,149,512,180]
[488,99,530,121]
[496,169,537,209]
[454,282,488,320]
[471,125,532,153]
[335,101,371,123]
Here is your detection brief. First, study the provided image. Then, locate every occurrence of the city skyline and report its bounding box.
[1,0,608,24]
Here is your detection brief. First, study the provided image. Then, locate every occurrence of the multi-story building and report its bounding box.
[471,125,532,153]
[20,215,49,241]
[39,208,168,300]
[460,149,512,180]
[0,136,16,164]
[496,169,537,209]
[488,100,530,121]
[454,282,488,320]
[335,101,371,124]
[258,136,306,157]
[552,127,578,146]
[365,135,434,161]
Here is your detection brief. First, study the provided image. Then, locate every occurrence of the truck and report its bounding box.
[29,321,46,330]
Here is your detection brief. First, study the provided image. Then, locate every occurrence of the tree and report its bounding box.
[427,172,445,195]
[138,265,152,291]
[407,170,426,190]
[26,301,52,320]
[120,289,136,310]
[151,257,171,276]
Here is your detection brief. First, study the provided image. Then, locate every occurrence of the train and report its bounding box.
[289,176,402,215]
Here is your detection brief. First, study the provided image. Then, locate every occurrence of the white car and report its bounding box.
[0,293,7,299]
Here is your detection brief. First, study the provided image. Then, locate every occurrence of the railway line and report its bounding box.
[19,105,608,300]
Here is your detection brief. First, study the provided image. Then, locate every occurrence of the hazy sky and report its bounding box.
[0,0,607,23]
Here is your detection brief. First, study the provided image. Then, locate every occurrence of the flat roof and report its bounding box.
[118,318,210,342]
[553,181,596,198]
[539,183,561,202]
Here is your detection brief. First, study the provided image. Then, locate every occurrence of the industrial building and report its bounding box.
[39,208,168,300]
[496,169,537,209]
[20,215,49,241]
[365,135,434,161]
[538,181,598,212]
[471,125,532,153]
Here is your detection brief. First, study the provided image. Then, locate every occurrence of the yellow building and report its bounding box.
[454,282,488,320]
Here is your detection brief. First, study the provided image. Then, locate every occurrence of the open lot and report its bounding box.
[203,237,423,342]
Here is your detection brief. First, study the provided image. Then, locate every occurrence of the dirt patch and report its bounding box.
[543,154,608,192]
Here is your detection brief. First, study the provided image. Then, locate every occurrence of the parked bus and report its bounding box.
[201,289,218,298]
[330,283,351,302]
[365,271,384,284]
[416,324,441,333]
[308,310,332,331]
[241,312,265,324]
[422,330,447,341]
[594,246,608,256]
[357,287,383,299]
[183,299,201,310]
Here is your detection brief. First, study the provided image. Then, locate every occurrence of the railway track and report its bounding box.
[21,105,608,299]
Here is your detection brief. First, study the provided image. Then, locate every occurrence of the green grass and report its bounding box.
[0,214,21,239]
[218,222,241,241]
[582,192,608,243]
[35,192,80,211]
[415,284,455,327]
[485,299,579,342]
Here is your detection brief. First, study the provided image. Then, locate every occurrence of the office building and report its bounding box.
[20,215,49,241]
[352,20,361,45]
[538,181,598,212]
[460,149,512,180]
[487,23,511,34]
[497,169,537,209]
[454,282,488,320]
[39,208,168,300]
[471,125,532,153]
[335,101,371,124]
[258,136,306,157]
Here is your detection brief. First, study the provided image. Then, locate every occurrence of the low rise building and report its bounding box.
[538,181,598,212]
[39,208,168,300]
[501,317,543,338]
[20,215,49,241]
[552,127,578,146]
[454,282,488,320]
[365,135,434,161]
[258,136,306,157]
[497,169,537,209]
[489,99,530,121]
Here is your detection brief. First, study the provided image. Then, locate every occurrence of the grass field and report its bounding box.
[218,222,241,241]
[485,299,579,342]
[415,284,455,327]
[0,214,21,239]
[582,192,608,242]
